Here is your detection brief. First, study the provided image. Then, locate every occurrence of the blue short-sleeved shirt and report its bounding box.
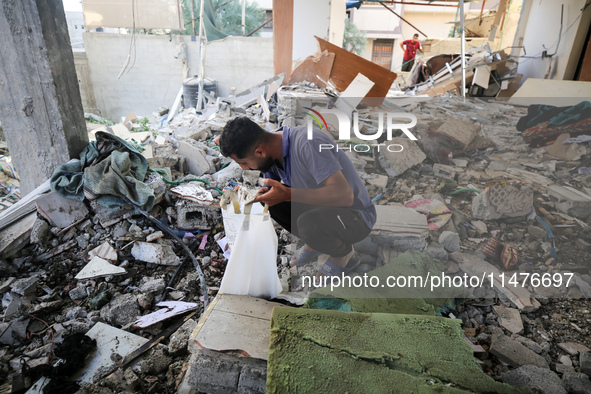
[264,126,377,229]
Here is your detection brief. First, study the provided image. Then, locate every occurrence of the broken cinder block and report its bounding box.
[472,184,533,220]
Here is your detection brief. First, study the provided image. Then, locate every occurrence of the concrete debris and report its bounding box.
[472,183,534,220]
[35,191,89,228]
[548,184,591,220]
[492,305,523,334]
[131,242,181,266]
[100,293,141,327]
[438,231,460,252]
[379,138,426,177]
[558,342,591,356]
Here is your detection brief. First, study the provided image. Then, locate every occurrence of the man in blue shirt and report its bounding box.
[218,117,376,277]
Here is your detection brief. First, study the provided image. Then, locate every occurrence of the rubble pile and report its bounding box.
[0,74,590,392]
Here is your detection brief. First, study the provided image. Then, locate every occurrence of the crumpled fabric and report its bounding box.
[404,196,452,231]
[516,101,591,131]
[50,131,154,211]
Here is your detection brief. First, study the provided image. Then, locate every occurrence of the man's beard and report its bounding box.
[252,157,274,173]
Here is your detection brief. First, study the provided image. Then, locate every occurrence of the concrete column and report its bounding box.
[0,0,88,195]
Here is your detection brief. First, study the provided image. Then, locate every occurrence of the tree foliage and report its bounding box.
[343,19,366,55]
[181,0,265,36]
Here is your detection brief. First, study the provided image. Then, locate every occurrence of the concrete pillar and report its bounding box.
[0,0,88,195]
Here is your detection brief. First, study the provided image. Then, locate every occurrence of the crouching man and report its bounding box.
[218,117,376,278]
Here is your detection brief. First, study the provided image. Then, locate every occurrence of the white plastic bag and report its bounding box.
[219,188,282,299]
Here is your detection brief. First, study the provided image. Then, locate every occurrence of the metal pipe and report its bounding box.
[197,0,206,111]
[242,0,246,35]
[379,1,458,7]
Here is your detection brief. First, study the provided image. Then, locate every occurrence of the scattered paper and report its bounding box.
[134,301,199,328]
[216,236,232,259]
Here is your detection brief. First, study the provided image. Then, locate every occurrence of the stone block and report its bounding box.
[548,185,591,220]
[176,201,221,230]
[378,138,426,177]
[30,217,51,244]
[212,162,243,185]
[436,118,480,152]
[562,372,591,394]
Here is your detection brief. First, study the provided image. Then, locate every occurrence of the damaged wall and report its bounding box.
[515,0,591,81]
[82,33,273,121]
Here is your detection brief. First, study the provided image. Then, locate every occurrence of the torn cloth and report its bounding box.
[50,131,154,211]
[516,101,591,131]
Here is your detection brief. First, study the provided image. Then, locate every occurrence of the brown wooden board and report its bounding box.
[289,51,335,88]
[273,0,294,79]
[315,36,397,107]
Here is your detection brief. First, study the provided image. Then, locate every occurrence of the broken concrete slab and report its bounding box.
[378,138,426,177]
[493,305,524,334]
[472,184,534,220]
[267,307,514,393]
[501,365,565,394]
[75,256,127,280]
[131,242,180,266]
[190,294,286,360]
[370,205,429,251]
[490,333,549,368]
[548,185,591,220]
[88,241,118,263]
[70,322,148,384]
[35,191,89,228]
[0,212,36,258]
[558,342,591,356]
[177,141,213,176]
[546,133,586,161]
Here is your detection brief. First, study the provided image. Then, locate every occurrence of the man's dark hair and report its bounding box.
[413,33,419,38]
[219,117,268,158]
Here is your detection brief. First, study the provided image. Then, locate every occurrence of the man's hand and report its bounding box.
[253,179,291,206]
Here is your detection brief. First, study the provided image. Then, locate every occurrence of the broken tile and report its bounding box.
[75,256,127,280]
[170,183,214,205]
[88,241,118,263]
[146,231,164,242]
[177,141,213,176]
[134,301,198,328]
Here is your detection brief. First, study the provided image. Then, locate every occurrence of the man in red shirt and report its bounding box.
[400,33,424,72]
